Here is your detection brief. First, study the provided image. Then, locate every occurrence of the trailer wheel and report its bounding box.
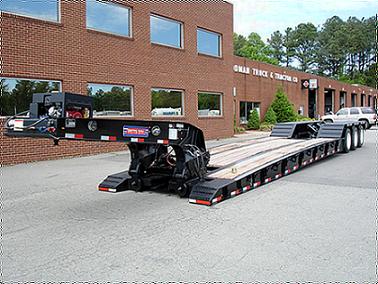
[350,126,358,151]
[357,125,365,148]
[342,128,352,153]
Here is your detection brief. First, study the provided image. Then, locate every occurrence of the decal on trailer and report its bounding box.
[123,125,150,138]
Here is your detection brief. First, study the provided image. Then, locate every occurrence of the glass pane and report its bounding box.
[0,78,60,116]
[350,108,359,115]
[87,84,132,117]
[87,0,130,37]
[151,89,182,116]
[198,93,221,116]
[1,0,59,22]
[150,15,182,48]
[197,29,221,57]
[240,102,247,123]
[361,107,374,114]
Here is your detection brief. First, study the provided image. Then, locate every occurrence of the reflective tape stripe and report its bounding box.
[275,174,282,179]
[265,178,272,183]
[189,199,211,206]
[212,195,223,204]
[253,182,261,188]
[231,189,241,197]
[65,133,83,139]
[242,185,251,192]
[157,140,169,145]
[101,136,117,141]
[131,138,145,143]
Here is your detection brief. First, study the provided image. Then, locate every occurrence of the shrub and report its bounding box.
[263,105,277,125]
[247,109,260,130]
[271,87,297,123]
[260,122,274,131]
[296,115,314,121]
[234,126,246,134]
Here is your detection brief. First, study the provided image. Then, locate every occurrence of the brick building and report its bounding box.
[1,0,377,165]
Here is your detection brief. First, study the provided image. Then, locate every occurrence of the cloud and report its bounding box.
[229,0,377,41]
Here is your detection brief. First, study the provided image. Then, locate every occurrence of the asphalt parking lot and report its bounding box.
[2,128,377,282]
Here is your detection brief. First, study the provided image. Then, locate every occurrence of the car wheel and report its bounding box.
[359,119,369,129]
[350,126,358,151]
[342,128,352,153]
[324,119,333,123]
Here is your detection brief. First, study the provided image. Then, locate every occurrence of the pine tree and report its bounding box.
[247,109,260,130]
[263,105,277,125]
[271,88,297,123]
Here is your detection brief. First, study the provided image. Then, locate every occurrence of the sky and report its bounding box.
[229,0,378,42]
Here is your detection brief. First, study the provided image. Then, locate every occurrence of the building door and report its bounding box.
[308,89,317,119]
[324,89,334,114]
[351,93,357,107]
[361,94,366,106]
[339,91,346,109]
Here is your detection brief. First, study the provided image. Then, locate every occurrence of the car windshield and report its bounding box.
[337,109,348,115]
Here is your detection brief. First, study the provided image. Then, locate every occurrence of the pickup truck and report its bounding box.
[322,107,377,129]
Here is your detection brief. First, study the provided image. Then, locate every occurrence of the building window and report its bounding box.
[0,78,61,117]
[239,101,260,124]
[87,84,133,117]
[197,28,222,57]
[198,92,222,117]
[86,0,131,37]
[150,14,183,48]
[0,0,60,22]
[151,89,183,117]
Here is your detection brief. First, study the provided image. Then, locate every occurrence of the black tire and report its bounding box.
[350,126,358,151]
[359,119,369,129]
[366,124,373,129]
[175,183,189,198]
[357,125,365,148]
[324,119,333,123]
[342,128,352,153]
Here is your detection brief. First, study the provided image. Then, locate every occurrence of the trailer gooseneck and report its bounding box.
[5,92,366,206]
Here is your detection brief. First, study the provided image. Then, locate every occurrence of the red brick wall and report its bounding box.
[2,0,234,165]
[233,57,378,123]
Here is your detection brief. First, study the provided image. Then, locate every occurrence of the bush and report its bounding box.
[234,126,246,134]
[271,87,297,123]
[296,115,314,121]
[247,109,260,130]
[263,105,277,125]
[260,122,274,131]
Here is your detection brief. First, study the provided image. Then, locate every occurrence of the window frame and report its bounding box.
[196,27,222,58]
[150,14,184,49]
[0,0,61,23]
[197,91,223,117]
[86,0,132,38]
[151,88,185,117]
[0,77,62,117]
[239,101,260,124]
[87,83,134,118]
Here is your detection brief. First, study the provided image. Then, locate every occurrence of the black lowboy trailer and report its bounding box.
[5,92,366,206]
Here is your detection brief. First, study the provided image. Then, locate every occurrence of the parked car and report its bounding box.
[321,107,377,129]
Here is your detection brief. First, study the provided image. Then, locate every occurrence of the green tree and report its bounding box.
[247,109,260,130]
[292,23,318,72]
[233,33,248,56]
[282,27,296,67]
[317,16,348,77]
[268,31,284,63]
[239,32,279,65]
[263,105,277,125]
[271,88,297,123]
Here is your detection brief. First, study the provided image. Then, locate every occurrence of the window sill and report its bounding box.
[151,42,184,52]
[152,116,186,120]
[198,53,223,60]
[1,11,62,26]
[87,28,134,41]
[198,116,224,120]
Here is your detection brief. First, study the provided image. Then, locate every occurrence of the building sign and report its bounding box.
[302,79,310,89]
[233,65,298,83]
[309,79,318,90]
